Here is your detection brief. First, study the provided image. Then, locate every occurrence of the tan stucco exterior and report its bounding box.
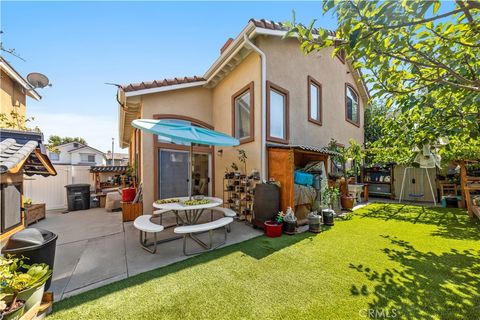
[138,86,213,207]
[122,32,368,207]
[257,36,365,148]
[1,69,27,124]
[212,53,262,197]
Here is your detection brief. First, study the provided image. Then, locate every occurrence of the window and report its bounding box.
[232,82,254,143]
[336,49,346,64]
[308,76,322,125]
[267,81,289,144]
[73,142,79,148]
[345,84,360,126]
[80,153,96,163]
[49,152,59,161]
[330,143,345,175]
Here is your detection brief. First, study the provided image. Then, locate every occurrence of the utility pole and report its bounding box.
[111,138,115,166]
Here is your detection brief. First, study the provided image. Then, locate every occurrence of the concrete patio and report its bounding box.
[32,208,262,301]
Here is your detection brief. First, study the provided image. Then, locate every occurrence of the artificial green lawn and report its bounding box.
[50,204,480,320]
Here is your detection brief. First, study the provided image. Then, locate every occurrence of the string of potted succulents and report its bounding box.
[0,255,52,320]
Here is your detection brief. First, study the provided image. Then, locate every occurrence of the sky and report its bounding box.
[1,1,336,153]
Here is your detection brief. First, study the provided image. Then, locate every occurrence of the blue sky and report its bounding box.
[1,1,335,152]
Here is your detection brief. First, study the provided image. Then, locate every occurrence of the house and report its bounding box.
[0,58,57,242]
[48,142,106,166]
[117,19,369,209]
[0,56,41,126]
[106,151,129,166]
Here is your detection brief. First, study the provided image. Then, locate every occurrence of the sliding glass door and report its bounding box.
[158,149,211,199]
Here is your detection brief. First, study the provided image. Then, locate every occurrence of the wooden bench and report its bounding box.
[174,217,233,255]
[133,215,164,253]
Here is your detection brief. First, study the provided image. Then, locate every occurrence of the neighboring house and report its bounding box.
[0,58,56,242]
[106,152,129,166]
[49,142,106,166]
[0,56,41,124]
[117,19,369,208]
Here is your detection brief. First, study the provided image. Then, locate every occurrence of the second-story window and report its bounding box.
[267,81,289,144]
[345,84,360,126]
[49,152,59,161]
[308,76,322,125]
[232,82,254,143]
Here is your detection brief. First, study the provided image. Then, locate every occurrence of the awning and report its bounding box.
[266,143,342,157]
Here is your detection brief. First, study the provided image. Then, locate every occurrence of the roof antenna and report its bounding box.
[0,31,26,62]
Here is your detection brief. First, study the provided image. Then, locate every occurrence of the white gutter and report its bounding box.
[243,32,267,181]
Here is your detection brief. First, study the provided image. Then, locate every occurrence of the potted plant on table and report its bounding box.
[0,255,52,317]
[283,207,297,235]
[321,185,339,226]
[264,211,285,237]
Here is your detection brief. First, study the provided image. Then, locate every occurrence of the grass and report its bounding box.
[49,204,480,320]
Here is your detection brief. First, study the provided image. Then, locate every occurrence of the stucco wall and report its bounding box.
[1,69,27,124]
[257,36,365,148]
[139,86,213,208]
[211,53,262,197]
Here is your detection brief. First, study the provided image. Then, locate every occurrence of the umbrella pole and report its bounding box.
[189,144,193,200]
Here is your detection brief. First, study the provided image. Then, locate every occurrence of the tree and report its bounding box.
[286,0,480,163]
[0,110,39,132]
[47,135,87,152]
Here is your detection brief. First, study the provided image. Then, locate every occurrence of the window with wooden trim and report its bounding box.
[345,84,360,126]
[232,82,254,143]
[308,76,322,125]
[336,49,346,64]
[267,81,289,144]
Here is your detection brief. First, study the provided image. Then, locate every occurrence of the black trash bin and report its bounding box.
[65,183,91,211]
[2,228,57,290]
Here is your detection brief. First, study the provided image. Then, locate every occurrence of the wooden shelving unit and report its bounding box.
[363,165,394,198]
[223,174,260,221]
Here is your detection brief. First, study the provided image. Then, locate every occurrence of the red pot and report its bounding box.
[122,188,136,202]
[264,221,283,237]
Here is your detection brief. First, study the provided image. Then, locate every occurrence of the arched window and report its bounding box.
[345,84,360,126]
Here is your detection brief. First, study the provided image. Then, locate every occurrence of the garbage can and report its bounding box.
[65,183,91,211]
[2,228,57,290]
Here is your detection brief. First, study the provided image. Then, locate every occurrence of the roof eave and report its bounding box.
[0,57,41,101]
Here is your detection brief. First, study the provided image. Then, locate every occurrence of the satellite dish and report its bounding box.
[27,72,50,89]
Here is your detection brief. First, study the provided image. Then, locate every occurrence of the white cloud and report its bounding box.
[30,112,127,153]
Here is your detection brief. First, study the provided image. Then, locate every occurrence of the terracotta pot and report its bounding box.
[341,194,354,210]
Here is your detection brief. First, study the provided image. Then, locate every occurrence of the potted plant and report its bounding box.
[308,211,322,233]
[0,255,52,313]
[0,294,25,320]
[264,211,284,237]
[321,184,339,226]
[23,198,33,208]
[283,207,297,235]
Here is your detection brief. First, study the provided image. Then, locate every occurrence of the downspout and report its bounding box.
[243,33,267,181]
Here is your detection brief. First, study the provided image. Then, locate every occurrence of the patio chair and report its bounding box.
[134,215,164,254]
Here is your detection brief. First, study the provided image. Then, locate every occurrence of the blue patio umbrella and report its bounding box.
[132,118,240,198]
